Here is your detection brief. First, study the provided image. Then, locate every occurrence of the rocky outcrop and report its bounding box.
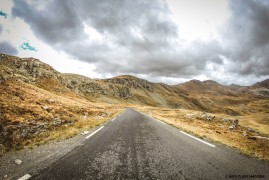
[250,88,269,97]
[103,76,153,92]
[1,53,268,112]
[0,54,60,83]
[0,118,74,151]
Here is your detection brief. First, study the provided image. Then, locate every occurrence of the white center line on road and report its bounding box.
[86,126,104,139]
[180,131,216,148]
[17,174,32,180]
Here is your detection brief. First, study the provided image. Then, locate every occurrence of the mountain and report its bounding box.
[1,53,269,153]
[1,53,268,112]
[251,79,269,88]
[249,79,269,97]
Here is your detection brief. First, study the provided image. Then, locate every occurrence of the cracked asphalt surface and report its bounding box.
[32,109,269,179]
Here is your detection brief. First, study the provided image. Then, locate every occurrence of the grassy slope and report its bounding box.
[0,80,123,154]
[1,54,269,161]
[137,106,269,161]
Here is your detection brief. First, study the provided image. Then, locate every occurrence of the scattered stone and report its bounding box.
[81,131,89,135]
[247,136,257,140]
[52,117,62,126]
[216,131,221,134]
[48,99,55,103]
[4,175,7,178]
[17,173,31,180]
[198,112,215,121]
[228,125,236,130]
[222,118,238,124]
[233,119,239,125]
[185,114,194,119]
[219,125,224,128]
[200,112,207,120]
[99,112,108,117]
[42,106,52,112]
[15,159,23,165]
[83,116,88,119]
[251,136,269,141]
[243,131,248,137]
[95,116,103,120]
[247,127,255,132]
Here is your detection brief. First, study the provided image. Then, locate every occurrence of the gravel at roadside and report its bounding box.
[0,128,97,180]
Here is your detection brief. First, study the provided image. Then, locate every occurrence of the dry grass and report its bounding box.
[137,106,269,161]
[0,80,124,154]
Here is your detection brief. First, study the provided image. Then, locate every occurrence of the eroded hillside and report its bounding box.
[0,53,269,158]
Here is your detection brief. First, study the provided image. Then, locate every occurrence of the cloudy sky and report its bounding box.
[0,0,269,85]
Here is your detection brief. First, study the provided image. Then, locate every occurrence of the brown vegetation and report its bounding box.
[1,53,269,161]
[137,106,269,161]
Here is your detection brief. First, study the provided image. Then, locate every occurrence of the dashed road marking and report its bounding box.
[180,131,216,147]
[17,174,31,180]
[86,126,104,139]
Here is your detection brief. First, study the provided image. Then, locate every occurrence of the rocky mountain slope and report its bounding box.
[1,53,268,114]
[0,53,268,154]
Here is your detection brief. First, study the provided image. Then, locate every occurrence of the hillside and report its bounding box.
[1,53,268,116]
[0,53,269,159]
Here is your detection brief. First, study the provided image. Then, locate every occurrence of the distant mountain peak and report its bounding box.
[251,79,269,88]
[113,75,139,79]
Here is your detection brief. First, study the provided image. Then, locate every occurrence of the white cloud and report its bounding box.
[0,0,268,86]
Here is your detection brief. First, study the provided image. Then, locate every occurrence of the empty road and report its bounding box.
[32,109,269,179]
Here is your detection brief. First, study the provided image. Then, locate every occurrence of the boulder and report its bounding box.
[15,159,23,165]
[42,106,52,112]
[81,131,89,135]
[228,125,235,130]
[247,127,255,132]
[251,136,269,141]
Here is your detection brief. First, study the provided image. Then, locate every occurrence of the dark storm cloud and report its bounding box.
[0,24,3,34]
[11,0,209,78]
[0,41,18,55]
[12,0,85,46]
[223,0,269,76]
[11,0,269,82]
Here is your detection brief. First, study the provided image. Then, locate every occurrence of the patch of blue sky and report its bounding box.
[21,42,38,51]
[0,10,8,18]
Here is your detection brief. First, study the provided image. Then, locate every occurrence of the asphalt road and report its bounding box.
[31,108,269,180]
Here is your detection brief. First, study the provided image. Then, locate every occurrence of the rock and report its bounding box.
[200,112,207,120]
[247,127,255,132]
[243,131,248,137]
[42,106,52,112]
[228,125,236,130]
[95,116,103,120]
[52,117,62,126]
[185,114,194,119]
[216,131,221,134]
[233,119,239,125]
[48,99,55,103]
[81,131,89,135]
[247,136,257,140]
[99,112,108,117]
[17,174,31,180]
[15,159,23,165]
[251,136,269,141]
[198,112,215,121]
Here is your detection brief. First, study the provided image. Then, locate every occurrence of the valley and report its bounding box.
[0,53,269,160]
